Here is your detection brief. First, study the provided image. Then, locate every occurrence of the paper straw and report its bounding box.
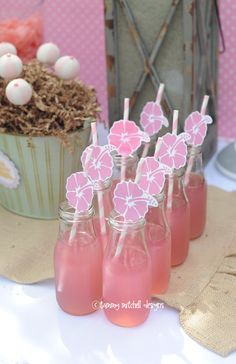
[91,122,107,236]
[156,83,165,104]
[184,96,209,185]
[154,137,163,158]
[115,99,130,256]
[172,109,179,135]
[167,110,179,209]
[121,98,129,181]
[141,84,165,159]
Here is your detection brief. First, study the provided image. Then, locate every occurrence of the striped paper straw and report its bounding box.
[167,110,179,209]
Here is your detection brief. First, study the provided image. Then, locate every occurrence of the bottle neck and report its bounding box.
[93,178,112,192]
[187,146,204,175]
[59,201,94,223]
[109,210,145,233]
[113,154,138,168]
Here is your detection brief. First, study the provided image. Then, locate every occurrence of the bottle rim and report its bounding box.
[93,178,112,191]
[109,210,145,231]
[188,146,202,156]
[59,201,94,222]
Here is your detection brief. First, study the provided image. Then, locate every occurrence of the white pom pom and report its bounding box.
[55,56,79,80]
[0,53,22,80]
[0,42,17,57]
[37,42,60,66]
[6,78,33,105]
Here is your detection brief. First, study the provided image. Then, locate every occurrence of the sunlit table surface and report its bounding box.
[0,138,235,364]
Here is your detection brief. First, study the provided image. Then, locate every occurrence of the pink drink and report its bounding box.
[185,173,207,239]
[146,223,171,294]
[103,250,151,327]
[54,231,103,315]
[166,197,190,266]
[0,15,43,61]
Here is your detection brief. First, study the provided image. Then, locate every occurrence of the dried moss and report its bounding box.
[0,60,100,145]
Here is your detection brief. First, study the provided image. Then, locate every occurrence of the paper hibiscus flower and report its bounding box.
[156,132,190,170]
[66,172,93,212]
[140,101,169,136]
[81,145,114,182]
[184,111,213,147]
[113,180,157,222]
[137,157,171,196]
[108,119,150,155]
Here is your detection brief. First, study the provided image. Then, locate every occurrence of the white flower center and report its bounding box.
[148,114,156,123]
[121,133,130,143]
[168,147,176,157]
[76,188,83,198]
[125,196,135,207]
[93,160,101,169]
[193,125,199,135]
[146,171,154,182]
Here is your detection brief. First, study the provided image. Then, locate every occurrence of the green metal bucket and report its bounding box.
[0,126,90,219]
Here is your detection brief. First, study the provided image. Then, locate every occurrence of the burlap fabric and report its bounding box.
[155,186,236,356]
[0,186,235,356]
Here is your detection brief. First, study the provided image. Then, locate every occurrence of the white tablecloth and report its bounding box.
[0,139,235,364]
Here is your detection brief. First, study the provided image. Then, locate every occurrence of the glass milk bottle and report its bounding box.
[145,193,171,294]
[111,154,138,193]
[184,147,207,239]
[165,169,190,266]
[54,202,103,315]
[93,178,113,251]
[103,211,151,327]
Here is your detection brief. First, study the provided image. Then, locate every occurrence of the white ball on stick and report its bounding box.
[54,56,80,80]
[0,42,17,57]
[0,53,23,80]
[6,78,33,105]
[37,42,60,66]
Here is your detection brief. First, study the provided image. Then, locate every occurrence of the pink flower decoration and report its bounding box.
[108,119,150,156]
[184,111,213,147]
[66,172,93,212]
[81,145,114,182]
[156,132,190,169]
[140,101,169,136]
[137,157,171,196]
[113,181,157,222]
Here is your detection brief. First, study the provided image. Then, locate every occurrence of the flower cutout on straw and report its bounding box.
[113,181,157,222]
[81,145,114,182]
[140,102,169,136]
[108,119,150,155]
[66,172,93,212]
[184,111,213,147]
[137,157,171,196]
[156,132,190,169]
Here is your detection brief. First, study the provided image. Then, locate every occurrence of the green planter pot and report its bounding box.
[0,126,91,219]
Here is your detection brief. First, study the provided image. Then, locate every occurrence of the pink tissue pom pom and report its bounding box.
[0,15,43,61]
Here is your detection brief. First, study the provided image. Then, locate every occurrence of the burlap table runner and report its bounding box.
[0,186,235,356]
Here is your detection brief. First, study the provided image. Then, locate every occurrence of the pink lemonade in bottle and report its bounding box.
[145,194,171,294]
[185,147,207,239]
[54,203,103,316]
[165,171,190,266]
[103,212,151,327]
